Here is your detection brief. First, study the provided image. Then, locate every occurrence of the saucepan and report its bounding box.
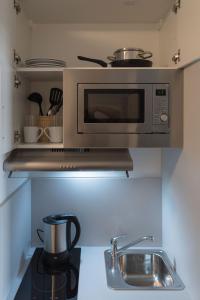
[78,48,153,67]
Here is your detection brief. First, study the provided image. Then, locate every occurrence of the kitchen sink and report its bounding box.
[119,253,174,288]
[104,249,185,290]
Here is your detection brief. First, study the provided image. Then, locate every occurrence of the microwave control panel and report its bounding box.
[152,84,169,132]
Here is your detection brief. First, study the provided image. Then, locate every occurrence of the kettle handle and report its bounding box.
[66,264,79,298]
[66,216,81,251]
[37,229,44,243]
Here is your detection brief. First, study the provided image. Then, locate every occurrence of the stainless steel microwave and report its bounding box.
[64,68,183,148]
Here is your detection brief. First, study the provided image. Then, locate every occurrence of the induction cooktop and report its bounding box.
[14,248,81,300]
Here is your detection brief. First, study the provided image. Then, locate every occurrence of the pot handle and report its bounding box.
[77,56,107,67]
[66,216,81,251]
[138,51,153,60]
[107,56,116,62]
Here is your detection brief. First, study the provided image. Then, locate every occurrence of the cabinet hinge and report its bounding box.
[14,130,21,143]
[14,75,21,88]
[172,0,181,14]
[13,49,22,65]
[172,49,181,64]
[14,0,21,14]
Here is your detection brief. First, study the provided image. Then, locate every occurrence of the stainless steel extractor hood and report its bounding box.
[3,149,133,174]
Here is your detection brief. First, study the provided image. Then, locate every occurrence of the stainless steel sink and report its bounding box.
[104,249,185,290]
[119,253,174,288]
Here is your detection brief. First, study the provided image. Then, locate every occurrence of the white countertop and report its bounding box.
[78,247,191,300]
[8,246,192,300]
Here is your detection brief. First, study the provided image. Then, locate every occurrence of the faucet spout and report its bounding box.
[117,235,154,254]
[110,235,154,269]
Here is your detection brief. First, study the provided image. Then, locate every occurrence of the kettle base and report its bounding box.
[42,250,70,267]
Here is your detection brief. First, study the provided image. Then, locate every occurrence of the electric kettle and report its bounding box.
[37,214,81,263]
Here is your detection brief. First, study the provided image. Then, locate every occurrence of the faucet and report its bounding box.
[110,235,154,267]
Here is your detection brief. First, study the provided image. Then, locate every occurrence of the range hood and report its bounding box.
[4,149,133,175]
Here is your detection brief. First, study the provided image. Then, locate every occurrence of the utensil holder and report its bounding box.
[38,116,54,143]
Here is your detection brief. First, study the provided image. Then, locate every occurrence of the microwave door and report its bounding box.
[78,84,153,134]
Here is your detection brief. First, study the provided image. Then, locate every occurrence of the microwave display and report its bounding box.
[84,89,145,124]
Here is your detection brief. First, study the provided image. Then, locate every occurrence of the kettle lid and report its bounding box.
[43,214,70,225]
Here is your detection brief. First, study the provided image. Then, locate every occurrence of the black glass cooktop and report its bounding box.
[14,248,81,300]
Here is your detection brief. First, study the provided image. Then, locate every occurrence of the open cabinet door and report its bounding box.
[0,0,31,206]
[0,0,17,154]
[0,0,31,155]
[0,67,28,206]
[177,0,200,67]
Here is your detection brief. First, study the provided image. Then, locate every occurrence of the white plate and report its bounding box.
[25,58,66,67]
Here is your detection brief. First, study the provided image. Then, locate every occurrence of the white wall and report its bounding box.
[32,177,162,247]
[30,23,160,66]
[0,181,31,300]
[162,61,200,300]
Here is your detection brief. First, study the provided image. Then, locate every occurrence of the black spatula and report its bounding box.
[47,88,63,116]
[27,93,44,116]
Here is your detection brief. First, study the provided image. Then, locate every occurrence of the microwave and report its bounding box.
[78,83,169,134]
[64,68,183,148]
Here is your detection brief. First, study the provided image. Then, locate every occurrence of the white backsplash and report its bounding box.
[32,177,162,247]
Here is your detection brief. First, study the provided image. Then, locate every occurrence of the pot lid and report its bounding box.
[114,48,144,54]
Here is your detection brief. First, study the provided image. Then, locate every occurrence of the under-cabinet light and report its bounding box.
[8,171,130,179]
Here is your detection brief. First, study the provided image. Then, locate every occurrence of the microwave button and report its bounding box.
[160,113,168,123]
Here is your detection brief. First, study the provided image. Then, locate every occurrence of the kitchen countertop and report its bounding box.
[8,246,192,300]
[78,247,191,300]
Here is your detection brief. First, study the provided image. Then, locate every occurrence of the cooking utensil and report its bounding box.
[27,93,44,116]
[37,214,81,263]
[111,59,152,67]
[107,47,152,61]
[47,88,63,116]
[48,96,63,116]
[78,56,152,67]
[78,56,107,67]
[78,48,153,67]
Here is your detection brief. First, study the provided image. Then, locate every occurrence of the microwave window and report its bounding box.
[84,89,145,123]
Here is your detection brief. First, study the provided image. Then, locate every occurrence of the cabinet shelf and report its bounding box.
[16,67,179,83]
[16,143,64,149]
[16,67,64,81]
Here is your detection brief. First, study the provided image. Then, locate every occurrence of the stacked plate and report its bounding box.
[25,58,66,67]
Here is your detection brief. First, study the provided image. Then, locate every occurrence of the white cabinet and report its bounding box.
[0,0,17,154]
[14,68,64,149]
[177,0,200,66]
[1,0,199,151]
[160,0,200,67]
[0,0,31,154]
[159,11,178,67]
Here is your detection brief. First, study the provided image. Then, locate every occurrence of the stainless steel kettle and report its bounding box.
[37,214,81,261]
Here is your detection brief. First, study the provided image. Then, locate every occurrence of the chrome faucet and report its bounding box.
[110,235,154,267]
